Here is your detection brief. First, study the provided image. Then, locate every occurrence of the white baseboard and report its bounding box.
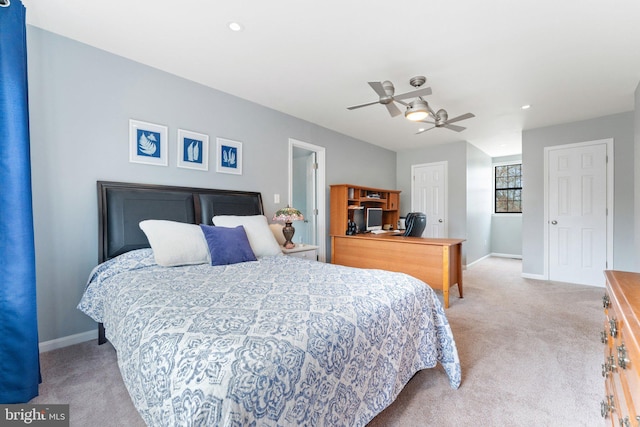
[490,252,522,259]
[581,281,606,288]
[39,330,96,353]
[466,254,490,268]
[521,272,545,280]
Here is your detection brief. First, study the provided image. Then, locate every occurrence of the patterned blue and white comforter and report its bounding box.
[78,249,461,426]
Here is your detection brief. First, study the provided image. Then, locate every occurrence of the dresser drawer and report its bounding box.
[618,328,640,393]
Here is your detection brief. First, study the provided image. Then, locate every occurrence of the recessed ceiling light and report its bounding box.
[228,22,244,32]
[418,128,426,133]
[521,104,531,110]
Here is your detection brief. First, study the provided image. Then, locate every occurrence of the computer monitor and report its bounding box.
[366,207,383,231]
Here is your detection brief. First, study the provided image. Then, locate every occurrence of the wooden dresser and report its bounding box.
[601,270,640,426]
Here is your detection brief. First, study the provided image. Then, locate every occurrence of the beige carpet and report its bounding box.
[31,257,604,426]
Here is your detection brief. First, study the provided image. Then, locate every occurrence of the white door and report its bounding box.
[547,142,608,286]
[411,162,447,238]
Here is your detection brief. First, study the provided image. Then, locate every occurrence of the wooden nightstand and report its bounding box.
[281,244,319,260]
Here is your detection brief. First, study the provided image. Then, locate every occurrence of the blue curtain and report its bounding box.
[0,0,41,403]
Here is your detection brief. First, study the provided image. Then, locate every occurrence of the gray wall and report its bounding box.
[466,144,493,263]
[27,27,396,343]
[396,141,493,265]
[490,215,522,256]
[521,112,635,277]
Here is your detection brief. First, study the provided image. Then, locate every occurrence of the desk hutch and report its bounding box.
[329,184,400,236]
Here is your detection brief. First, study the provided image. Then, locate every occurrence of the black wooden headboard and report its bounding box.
[97,181,264,262]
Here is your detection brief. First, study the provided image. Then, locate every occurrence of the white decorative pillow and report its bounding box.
[212,215,283,257]
[139,220,210,266]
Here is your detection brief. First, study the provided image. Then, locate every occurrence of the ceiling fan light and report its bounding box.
[406,110,428,121]
[404,99,429,121]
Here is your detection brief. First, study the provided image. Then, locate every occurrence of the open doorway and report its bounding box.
[289,139,326,262]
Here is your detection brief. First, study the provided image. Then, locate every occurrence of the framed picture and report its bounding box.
[216,137,243,175]
[177,129,209,171]
[129,119,168,166]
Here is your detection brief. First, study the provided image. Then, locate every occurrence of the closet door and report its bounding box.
[547,142,607,286]
[412,161,448,238]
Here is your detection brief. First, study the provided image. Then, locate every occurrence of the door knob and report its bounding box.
[438,219,443,223]
[551,220,557,225]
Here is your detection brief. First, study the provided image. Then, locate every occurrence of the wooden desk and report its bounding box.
[331,234,464,308]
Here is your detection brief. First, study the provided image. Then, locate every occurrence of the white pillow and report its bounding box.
[212,215,283,257]
[139,220,210,266]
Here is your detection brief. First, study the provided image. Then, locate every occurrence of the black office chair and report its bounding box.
[403,212,426,237]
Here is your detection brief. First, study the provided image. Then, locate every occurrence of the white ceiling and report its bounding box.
[22,0,640,157]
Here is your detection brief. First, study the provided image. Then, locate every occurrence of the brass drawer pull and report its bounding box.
[618,416,640,427]
[609,318,618,338]
[601,329,608,344]
[617,343,629,370]
[602,293,610,309]
[602,355,616,377]
[600,395,615,418]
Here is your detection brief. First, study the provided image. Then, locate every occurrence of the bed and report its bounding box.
[78,181,461,426]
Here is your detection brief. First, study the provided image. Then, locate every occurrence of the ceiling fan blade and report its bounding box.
[347,100,381,110]
[445,112,475,124]
[444,123,466,132]
[368,81,387,98]
[416,126,435,135]
[393,87,432,100]
[419,120,436,125]
[385,102,402,117]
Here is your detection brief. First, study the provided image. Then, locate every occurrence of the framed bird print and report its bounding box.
[129,119,168,166]
[177,129,209,171]
[216,137,242,175]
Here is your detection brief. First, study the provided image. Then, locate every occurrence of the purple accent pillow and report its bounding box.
[199,225,257,266]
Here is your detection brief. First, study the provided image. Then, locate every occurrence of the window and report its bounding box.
[494,163,522,213]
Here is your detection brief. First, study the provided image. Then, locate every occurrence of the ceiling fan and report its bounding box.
[347,79,432,118]
[416,108,475,133]
[402,75,475,132]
